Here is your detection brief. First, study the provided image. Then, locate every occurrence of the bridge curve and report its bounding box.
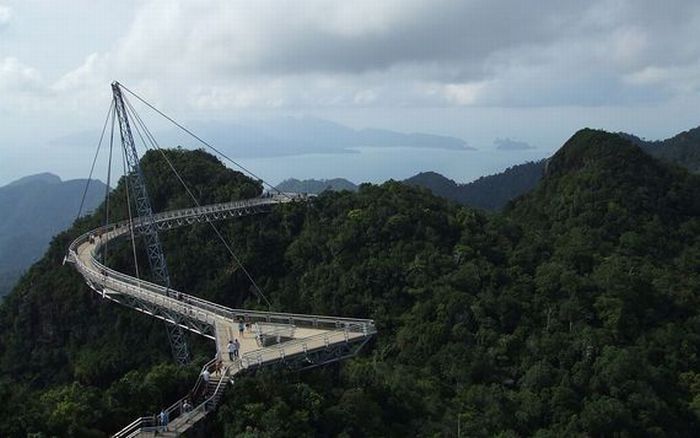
[66,194,376,437]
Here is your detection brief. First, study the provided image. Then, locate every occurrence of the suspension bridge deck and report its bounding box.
[66,195,376,437]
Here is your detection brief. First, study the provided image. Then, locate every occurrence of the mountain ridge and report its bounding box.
[276,177,358,194]
[404,160,546,211]
[405,124,700,211]
[620,125,700,173]
[0,175,107,297]
[6,172,63,187]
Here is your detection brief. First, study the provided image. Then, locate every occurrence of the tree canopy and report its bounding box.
[0,131,699,437]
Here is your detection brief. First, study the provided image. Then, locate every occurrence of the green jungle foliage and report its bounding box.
[276,178,358,194]
[404,160,546,211]
[0,131,699,437]
[406,124,699,212]
[623,126,700,173]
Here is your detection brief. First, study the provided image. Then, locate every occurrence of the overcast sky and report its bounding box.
[1,0,700,184]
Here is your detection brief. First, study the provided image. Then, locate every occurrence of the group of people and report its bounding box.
[156,399,193,432]
[227,338,241,360]
[152,324,249,432]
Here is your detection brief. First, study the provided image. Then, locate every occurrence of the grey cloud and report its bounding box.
[157,0,700,108]
[15,0,700,113]
[212,0,583,76]
[0,5,11,31]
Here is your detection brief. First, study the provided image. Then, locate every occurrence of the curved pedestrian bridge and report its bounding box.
[66,194,376,437]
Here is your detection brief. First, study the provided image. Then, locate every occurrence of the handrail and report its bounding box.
[69,194,377,438]
[112,357,223,438]
[241,323,375,368]
[110,323,375,437]
[191,364,231,417]
[66,195,375,331]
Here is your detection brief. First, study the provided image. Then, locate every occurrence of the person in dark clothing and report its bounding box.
[227,340,235,360]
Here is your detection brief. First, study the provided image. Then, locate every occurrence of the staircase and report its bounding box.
[195,375,228,413]
[113,360,234,437]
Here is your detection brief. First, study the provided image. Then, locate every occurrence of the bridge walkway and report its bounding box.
[66,195,376,437]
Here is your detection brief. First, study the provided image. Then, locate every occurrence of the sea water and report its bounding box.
[235,146,547,186]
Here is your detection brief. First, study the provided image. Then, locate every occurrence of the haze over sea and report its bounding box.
[0,144,543,188]
[0,115,546,187]
[239,146,544,186]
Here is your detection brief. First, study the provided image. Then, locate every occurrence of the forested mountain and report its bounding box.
[276,177,358,194]
[0,173,106,298]
[406,125,700,211]
[404,160,546,211]
[0,131,699,436]
[621,126,700,173]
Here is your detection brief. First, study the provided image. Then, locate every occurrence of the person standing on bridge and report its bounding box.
[233,338,240,358]
[159,408,169,431]
[238,319,245,337]
[227,340,235,361]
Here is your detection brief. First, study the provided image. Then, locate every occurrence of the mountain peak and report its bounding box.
[620,125,700,173]
[544,128,648,177]
[511,128,698,230]
[6,172,62,188]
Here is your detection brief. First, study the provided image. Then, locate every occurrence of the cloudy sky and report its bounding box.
[1,0,700,185]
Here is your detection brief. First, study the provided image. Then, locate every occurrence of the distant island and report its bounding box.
[276,178,358,194]
[53,116,476,159]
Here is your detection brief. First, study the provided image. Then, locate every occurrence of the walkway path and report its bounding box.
[66,194,376,437]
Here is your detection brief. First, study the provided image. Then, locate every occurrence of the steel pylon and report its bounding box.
[112,81,190,365]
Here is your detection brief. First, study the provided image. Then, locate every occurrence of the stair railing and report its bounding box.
[112,357,221,438]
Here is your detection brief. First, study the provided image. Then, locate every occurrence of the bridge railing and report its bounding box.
[128,194,302,231]
[241,322,374,368]
[88,248,374,332]
[67,196,376,334]
[112,357,230,438]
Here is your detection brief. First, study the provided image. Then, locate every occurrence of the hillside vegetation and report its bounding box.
[623,126,700,173]
[404,160,546,211]
[0,132,699,436]
[406,125,700,212]
[276,177,358,194]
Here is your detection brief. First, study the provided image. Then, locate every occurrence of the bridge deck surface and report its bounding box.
[74,215,370,368]
[67,196,375,437]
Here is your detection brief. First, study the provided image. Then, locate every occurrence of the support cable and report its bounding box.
[118,82,291,200]
[112,82,191,365]
[121,139,141,280]
[76,101,114,221]
[123,95,272,309]
[102,102,116,263]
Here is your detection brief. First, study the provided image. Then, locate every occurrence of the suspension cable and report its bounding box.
[76,101,114,221]
[117,82,290,200]
[120,132,141,280]
[122,94,272,309]
[102,103,116,263]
